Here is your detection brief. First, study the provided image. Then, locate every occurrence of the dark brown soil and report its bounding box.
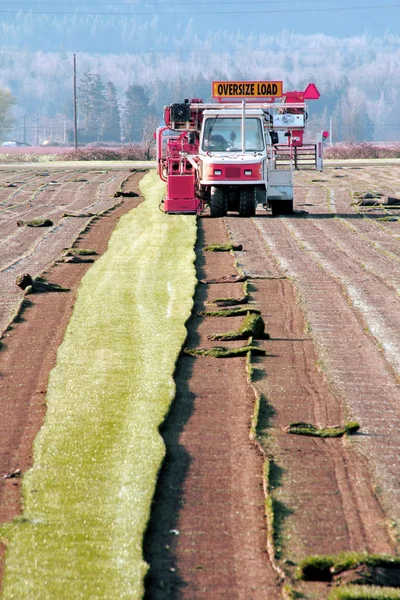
[226,165,400,596]
[144,217,280,599]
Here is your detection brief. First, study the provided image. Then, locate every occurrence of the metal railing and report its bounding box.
[274,144,318,170]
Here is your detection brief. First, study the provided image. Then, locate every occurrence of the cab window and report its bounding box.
[202,117,264,152]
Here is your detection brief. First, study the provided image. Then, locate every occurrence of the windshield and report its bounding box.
[202,117,264,152]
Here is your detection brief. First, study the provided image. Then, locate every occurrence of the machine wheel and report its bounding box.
[271,199,294,216]
[209,186,228,217]
[239,187,257,217]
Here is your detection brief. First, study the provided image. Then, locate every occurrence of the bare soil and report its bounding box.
[226,165,400,595]
[1,164,400,599]
[144,218,280,599]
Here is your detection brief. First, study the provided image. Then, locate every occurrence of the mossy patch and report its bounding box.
[114,190,139,198]
[184,344,267,358]
[285,421,359,438]
[352,191,385,208]
[203,243,243,252]
[199,307,261,317]
[17,218,53,227]
[64,248,98,256]
[208,313,269,341]
[0,171,197,600]
[207,296,248,307]
[62,211,96,218]
[297,553,400,582]
[200,274,247,284]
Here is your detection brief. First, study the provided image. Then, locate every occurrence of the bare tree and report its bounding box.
[142,114,159,159]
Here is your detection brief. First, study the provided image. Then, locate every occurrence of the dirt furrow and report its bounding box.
[282,217,400,376]
[227,214,396,596]
[0,169,132,333]
[0,171,120,250]
[336,215,400,261]
[144,217,279,599]
[315,216,400,281]
[248,213,400,533]
[0,171,72,218]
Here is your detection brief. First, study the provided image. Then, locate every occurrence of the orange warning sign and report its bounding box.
[212,81,283,98]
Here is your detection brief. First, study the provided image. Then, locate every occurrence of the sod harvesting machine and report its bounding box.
[156,80,327,217]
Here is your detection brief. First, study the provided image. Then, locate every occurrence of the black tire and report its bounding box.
[209,186,228,217]
[271,199,293,216]
[239,187,257,217]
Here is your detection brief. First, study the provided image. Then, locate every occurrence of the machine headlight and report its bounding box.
[244,170,252,176]
[214,169,222,175]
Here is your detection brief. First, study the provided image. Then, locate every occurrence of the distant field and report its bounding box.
[0,146,72,155]
[2,142,400,161]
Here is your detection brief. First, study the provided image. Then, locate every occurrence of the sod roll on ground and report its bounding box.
[0,172,197,599]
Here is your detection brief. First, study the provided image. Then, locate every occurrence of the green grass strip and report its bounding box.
[328,586,400,600]
[0,171,197,600]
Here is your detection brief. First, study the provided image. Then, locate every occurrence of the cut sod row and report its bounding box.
[0,171,197,600]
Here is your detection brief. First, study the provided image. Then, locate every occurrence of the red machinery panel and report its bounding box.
[165,174,202,213]
[164,198,201,214]
[167,174,195,199]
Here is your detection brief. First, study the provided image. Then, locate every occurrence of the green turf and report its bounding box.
[297,552,400,581]
[0,171,197,599]
[286,421,360,438]
[328,586,400,599]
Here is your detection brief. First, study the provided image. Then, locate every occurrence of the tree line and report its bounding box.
[76,71,155,144]
[1,34,400,144]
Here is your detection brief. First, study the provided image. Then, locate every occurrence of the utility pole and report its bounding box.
[36,114,39,146]
[73,53,78,149]
[329,116,333,146]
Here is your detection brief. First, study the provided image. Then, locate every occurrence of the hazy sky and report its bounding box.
[1,1,400,52]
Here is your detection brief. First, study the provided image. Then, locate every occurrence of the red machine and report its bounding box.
[156,81,326,216]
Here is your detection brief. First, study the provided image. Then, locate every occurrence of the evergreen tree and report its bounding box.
[92,74,107,141]
[77,71,106,142]
[103,82,121,142]
[122,85,149,143]
[77,70,95,140]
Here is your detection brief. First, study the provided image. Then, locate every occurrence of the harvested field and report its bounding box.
[0,163,400,599]
[0,166,137,334]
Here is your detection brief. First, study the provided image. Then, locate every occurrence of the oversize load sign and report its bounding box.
[212,81,283,98]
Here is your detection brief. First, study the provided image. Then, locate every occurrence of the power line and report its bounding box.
[1,42,400,53]
[0,0,377,4]
[0,3,400,15]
